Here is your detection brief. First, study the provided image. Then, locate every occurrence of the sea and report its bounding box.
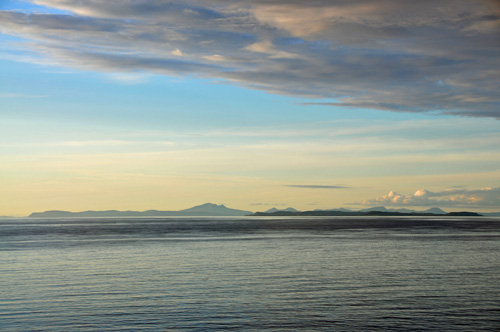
[1,216,499,331]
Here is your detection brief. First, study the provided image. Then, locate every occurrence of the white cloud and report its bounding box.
[363,187,500,208]
[243,39,298,58]
[108,73,150,84]
[202,54,230,62]
[171,48,184,56]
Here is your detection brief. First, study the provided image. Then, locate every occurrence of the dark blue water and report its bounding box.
[1,216,499,331]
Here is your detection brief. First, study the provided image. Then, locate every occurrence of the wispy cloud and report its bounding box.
[0,92,47,98]
[0,139,175,148]
[250,202,287,206]
[362,187,500,208]
[286,185,348,189]
[107,73,151,85]
[0,0,499,117]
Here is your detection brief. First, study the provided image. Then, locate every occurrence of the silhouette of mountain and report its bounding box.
[177,203,252,216]
[360,206,447,214]
[264,207,298,213]
[360,206,388,212]
[27,204,494,218]
[251,206,485,217]
[29,203,252,218]
[313,208,353,212]
[424,207,447,215]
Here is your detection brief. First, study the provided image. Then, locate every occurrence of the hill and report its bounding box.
[29,203,252,218]
[251,209,482,217]
[264,207,298,213]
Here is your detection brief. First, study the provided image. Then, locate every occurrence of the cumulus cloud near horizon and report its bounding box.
[363,187,500,208]
[1,0,499,117]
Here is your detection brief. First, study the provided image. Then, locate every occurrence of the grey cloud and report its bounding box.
[27,43,224,76]
[35,0,226,20]
[70,50,223,75]
[1,0,499,117]
[363,187,500,208]
[0,11,113,32]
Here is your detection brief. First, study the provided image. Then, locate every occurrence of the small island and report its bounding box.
[250,206,483,217]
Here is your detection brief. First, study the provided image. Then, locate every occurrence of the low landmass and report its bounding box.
[251,211,483,217]
[29,203,252,218]
[264,207,299,213]
[445,211,484,217]
[251,206,483,217]
[26,204,494,218]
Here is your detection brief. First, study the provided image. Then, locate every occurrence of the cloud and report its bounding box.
[286,185,348,189]
[0,92,47,98]
[1,0,499,117]
[363,187,500,208]
[250,202,287,206]
[107,72,150,84]
[171,48,184,57]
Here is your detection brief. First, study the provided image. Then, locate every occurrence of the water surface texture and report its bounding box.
[1,217,499,331]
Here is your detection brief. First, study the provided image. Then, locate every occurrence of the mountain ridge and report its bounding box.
[29,203,252,218]
[253,206,484,217]
[264,207,298,213]
[25,204,499,218]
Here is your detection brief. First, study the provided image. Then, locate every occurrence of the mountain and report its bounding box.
[26,204,495,218]
[393,208,417,214]
[177,203,251,216]
[331,208,353,212]
[423,207,447,215]
[264,207,298,213]
[362,207,415,213]
[314,207,353,213]
[29,203,252,218]
[251,206,488,217]
[360,206,388,212]
[359,206,447,214]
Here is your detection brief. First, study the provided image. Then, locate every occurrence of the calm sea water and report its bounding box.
[1,216,499,331]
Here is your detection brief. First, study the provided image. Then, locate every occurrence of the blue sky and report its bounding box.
[1,0,499,215]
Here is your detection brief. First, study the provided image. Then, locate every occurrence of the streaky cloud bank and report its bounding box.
[363,187,500,208]
[285,185,348,189]
[1,0,499,118]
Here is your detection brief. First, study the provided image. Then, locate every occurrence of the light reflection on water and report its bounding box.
[1,217,499,331]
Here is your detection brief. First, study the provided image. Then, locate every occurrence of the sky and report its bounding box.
[1,0,499,216]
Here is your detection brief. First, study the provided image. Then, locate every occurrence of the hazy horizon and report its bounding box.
[1,1,499,216]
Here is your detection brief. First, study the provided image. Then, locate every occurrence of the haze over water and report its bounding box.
[1,216,499,331]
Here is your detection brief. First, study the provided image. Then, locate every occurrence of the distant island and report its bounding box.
[251,206,484,217]
[29,203,252,218]
[25,204,494,218]
[251,210,483,217]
